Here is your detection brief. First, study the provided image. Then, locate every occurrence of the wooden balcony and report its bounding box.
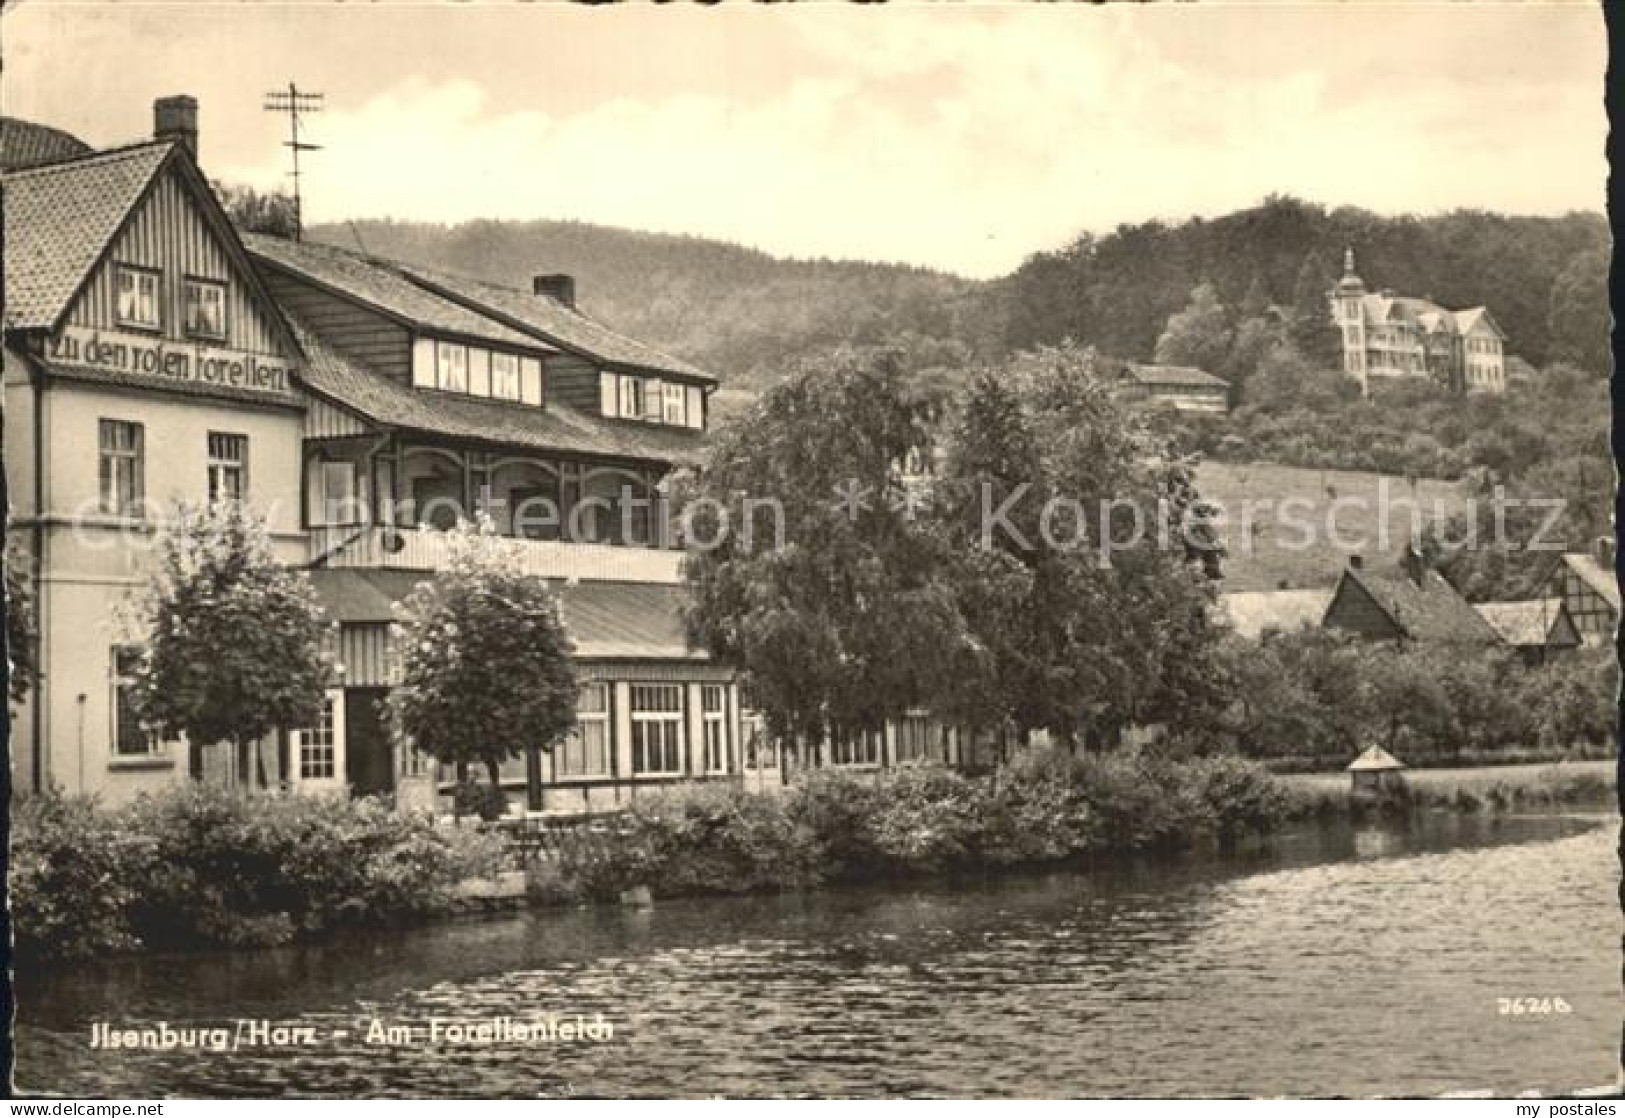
[308,524,686,584]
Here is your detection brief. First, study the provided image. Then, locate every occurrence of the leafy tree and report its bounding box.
[1287,251,1342,370]
[6,539,37,705]
[1239,273,1272,319]
[933,345,1223,749]
[1546,247,1611,376]
[389,520,579,806]
[681,346,963,757]
[214,181,299,239]
[130,502,334,787]
[1153,282,1234,372]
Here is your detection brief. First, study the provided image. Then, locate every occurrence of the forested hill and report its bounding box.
[301,196,1609,388]
[303,218,1000,390]
[1004,196,1610,373]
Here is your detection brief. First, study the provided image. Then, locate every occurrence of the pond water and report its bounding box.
[15,813,1620,1098]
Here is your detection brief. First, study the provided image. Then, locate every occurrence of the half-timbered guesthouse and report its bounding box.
[4,99,310,801]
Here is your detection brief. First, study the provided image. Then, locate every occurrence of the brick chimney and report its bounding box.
[533,274,576,309]
[1401,544,1426,586]
[154,95,198,160]
[1348,554,1363,570]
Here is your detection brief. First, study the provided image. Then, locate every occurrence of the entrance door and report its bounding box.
[344,688,395,797]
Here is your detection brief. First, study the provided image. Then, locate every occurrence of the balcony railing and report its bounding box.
[309,524,686,584]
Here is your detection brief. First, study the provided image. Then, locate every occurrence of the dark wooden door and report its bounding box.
[344,688,395,797]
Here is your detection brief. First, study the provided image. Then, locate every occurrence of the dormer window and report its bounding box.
[435,341,468,392]
[491,352,521,401]
[184,277,227,340]
[115,265,161,330]
[602,371,704,430]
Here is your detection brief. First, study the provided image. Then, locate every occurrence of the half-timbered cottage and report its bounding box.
[1321,551,1501,645]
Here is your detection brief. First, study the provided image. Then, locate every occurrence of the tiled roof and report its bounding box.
[3,141,173,329]
[1,117,93,171]
[1344,565,1502,643]
[1129,363,1227,389]
[308,568,707,661]
[1453,307,1499,337]
[1221,589,1333,639]
[388,259,717,384]
[290,315,706,468]
[1474,599,1574,647]
[1346,745,1405,772]
[244,234,546,351]
[1560,552,1620,610]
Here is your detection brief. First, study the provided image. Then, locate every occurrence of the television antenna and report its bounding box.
[262,83,324,241]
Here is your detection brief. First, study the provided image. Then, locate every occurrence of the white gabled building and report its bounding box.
[1330,248,1509,396]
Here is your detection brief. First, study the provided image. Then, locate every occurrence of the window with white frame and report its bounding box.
[115,265,161,329]
[491,352,521,401]
[98,419,145,517]
[184,277,227,339]
[619,375,645,420]
[297,695,339,780]
[436,341,468,392]
[207,432,248,503]
[318,460,360,525]
[630,683,685,775]
[111,646,160,756]
[701,684,728,773]
[558,683,611,779]
[662,382,686,426]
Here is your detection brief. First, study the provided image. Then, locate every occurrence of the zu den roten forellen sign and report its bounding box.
[48,326,294,397]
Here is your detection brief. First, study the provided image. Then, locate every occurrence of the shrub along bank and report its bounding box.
[568,750,1292,900]
[11,785,508,962]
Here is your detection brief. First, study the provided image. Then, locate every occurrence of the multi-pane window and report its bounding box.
[111,646,159,756]
[318,460,360,525]
[207,432,248,503]
[297,696,338,780]
[490,352,521,401]
[98,420,144,516]
[619,375,645,420]
[701,685,728,773]
[435,341,468,392]
[184,278,227,339]
[114,265,161,329]
[831,730,882,767]
[662,382,687,427]
[558,683,611,779]
[630,683,685,775]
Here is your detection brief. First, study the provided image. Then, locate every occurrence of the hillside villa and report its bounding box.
[1330,248,1508,396]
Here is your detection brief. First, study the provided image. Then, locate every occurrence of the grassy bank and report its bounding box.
[1279,760,1617,819]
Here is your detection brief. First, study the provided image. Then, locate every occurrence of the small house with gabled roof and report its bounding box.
[1321,550,1502,645]
[1473,598,1581,666]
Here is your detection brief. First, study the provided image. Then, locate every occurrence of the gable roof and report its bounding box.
[1474,599,1578,648]
[244,233,547,352]
[308,568,707,661]
[1,117,93,171]
[1347,745,1405,772]
[3,141,173,329]
[1336,564,1502,643]
[387,259,717,385]
[1128,363,1227,389]
[1221,589,1334,639]
[1559,552,1620,610]
[1452,307,1504,338]
[290,314,705,468]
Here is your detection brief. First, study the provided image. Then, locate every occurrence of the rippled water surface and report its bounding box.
[16,813,1620,1098]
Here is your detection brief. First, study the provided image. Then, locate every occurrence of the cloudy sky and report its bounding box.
[4,2,1606,278]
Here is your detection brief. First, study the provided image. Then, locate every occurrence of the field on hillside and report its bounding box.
[1196,461,1474,592]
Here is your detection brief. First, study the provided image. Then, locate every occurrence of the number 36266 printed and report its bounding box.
[1498,997,1573,1016]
